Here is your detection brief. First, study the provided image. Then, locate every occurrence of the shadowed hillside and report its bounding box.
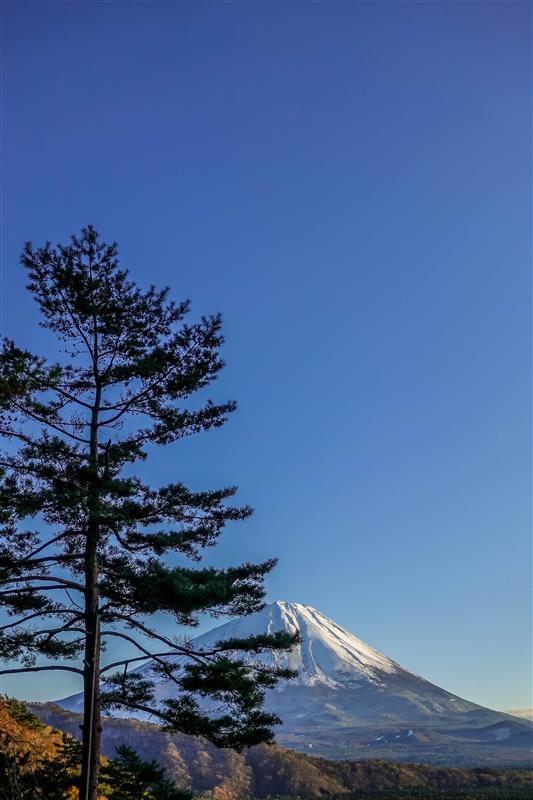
[26,702,533,799]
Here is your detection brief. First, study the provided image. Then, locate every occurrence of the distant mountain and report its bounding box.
[58,601,533,763]
[507,709,533,721]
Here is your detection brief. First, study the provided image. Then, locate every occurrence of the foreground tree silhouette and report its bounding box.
[0,227,296,800]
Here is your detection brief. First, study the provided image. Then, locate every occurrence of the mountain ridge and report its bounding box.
[134,600,500,721]
[57,600,533,763]
[58,600,533,763]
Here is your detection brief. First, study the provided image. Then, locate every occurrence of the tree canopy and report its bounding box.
[0,226,297,800]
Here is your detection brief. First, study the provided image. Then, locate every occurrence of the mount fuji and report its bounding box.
[58,601,532,762]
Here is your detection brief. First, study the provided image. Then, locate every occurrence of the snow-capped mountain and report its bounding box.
[197,600,402,687]
[58,601,532,760]
[142,600,403,693]
[130,600,487,719]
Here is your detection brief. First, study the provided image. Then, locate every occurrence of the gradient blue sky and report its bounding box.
[1,1,531,711]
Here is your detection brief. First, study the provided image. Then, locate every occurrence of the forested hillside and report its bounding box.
[0,699,79,799]
[21,702,532,799]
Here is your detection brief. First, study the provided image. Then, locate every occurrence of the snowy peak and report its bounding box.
[58,598,524,752]
[163,600,402,689]
[252,601,401,687]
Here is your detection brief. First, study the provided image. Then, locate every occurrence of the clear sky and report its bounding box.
[1,1,531,712]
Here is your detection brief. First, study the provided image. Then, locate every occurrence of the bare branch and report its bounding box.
[0,585,82,596]
[100,613,215,667]
[0,665,83,676]
[48,384,93,411]
[25,533,70,560]
[103,698,174,724]
[0,575,84,591]
[101,330,124,379]
[12,401,90,444]
[19,555,83,568]
[36,621,87,639]
[100,651,178,674]
[0,610,82,631]
[101,612,194,655]
[0,427,39,447]
[101,631,183,687]
[65,588,84,610]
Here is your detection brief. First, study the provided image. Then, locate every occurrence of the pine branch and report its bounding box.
[46,266,96,365]
[98,338,201,419]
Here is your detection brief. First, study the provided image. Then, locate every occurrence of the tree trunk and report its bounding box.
[80,549,101,800]
[80,371,102,800]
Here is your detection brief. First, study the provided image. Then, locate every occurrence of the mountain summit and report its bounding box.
[134,600,483,718]
[224,600,402,687]
[150,600,400,690]
[58,600,532,762]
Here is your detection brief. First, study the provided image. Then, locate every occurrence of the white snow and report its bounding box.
[139,600,403,691]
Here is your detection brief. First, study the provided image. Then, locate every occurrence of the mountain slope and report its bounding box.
[135,601,509,724]
[58,601,532,762]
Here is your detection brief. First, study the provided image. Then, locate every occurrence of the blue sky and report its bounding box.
[1,1,531,711]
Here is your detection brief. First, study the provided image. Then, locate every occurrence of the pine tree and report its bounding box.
[34,733,82,799]
[101,745,191,800]
[0,227,296,800]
